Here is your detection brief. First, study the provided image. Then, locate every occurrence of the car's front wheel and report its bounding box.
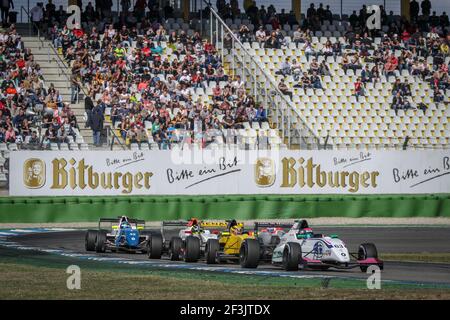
[282,242,301,271]
[358,243,379,272]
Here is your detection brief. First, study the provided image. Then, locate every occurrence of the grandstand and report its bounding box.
[0,0,449,160]
[235,33,449,150]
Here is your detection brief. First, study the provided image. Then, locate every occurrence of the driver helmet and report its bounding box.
[187,218,199,227]
[119,216,131,229]
[230,224,243,235]
[298,227,313,238]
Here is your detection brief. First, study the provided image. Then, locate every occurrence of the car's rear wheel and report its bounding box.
[169,237,183,261]
[239,238,260,268]
[184,236,200,262]
[85,230,97,251]
[282,242,301,271]
[147,233,163,259]
[358,243,378,272]
[205,239,220,264]
[95,231,107,253]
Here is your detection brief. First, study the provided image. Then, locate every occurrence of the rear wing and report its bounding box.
[254,222,294,232]
[162,220,189,227]
[200,221,229,228]
[99,217,146,230]
[160,220,244,236]
[99,217,146,224]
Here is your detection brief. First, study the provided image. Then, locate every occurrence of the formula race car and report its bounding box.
[146,218,223,262]
[204,219,261,268]
[243,220,384,272]
[85,216,150,253]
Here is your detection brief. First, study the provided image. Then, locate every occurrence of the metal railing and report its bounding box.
[20,6,88,104]
[106,126,127,150]
[204,2,322,150]
[19,5,32,36]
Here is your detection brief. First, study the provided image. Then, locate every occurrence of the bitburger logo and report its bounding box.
[23,158,46,189]
[255,158,275,187]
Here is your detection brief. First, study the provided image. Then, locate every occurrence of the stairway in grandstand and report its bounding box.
[238,40,450,150]
[19,32,93,145]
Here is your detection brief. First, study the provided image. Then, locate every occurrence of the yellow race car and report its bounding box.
[205,219,261,268]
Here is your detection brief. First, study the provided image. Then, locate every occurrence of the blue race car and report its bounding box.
[85,216,152,253]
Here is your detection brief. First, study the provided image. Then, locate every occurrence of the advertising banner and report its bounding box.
[9,150,450,196]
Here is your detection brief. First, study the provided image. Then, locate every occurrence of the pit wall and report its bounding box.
[0,194,449,223]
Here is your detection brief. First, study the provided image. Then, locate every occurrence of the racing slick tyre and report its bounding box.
[282,242,301,271]
[147,233,163,259]
[184,236,201,262]
[205,239,220,264]
[85,230,97,251]
[95,231,107,253]
[169,237,183,261]
[240,239,260,268]
[358,243,379,272]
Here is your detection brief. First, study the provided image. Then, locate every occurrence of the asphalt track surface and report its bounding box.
[8,227,450,285]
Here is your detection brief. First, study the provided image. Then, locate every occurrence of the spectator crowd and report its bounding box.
[0,25,79,148]
[50,18,269,148]
[2,0,449,149]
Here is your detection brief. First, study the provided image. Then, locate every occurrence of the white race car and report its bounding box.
[255,220,383,272]
[246,220,383,272]
[147,219,222,262]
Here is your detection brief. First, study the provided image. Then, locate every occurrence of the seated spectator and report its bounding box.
[265,32,281,49]
[291,59,303,81]
[212,84,223,101]
[239,24,252,42]
[191,71,205,89]
[255,26,268,46]
[348,54,363,73]
[354,77,365,101]
[332,42,342,58]
[371,65,381,83]
[361,65,372,83]
[303,41,317,60]
[4,126,16,143]
[323,41,333,57]
[276,57,291,76]
[292,27,304,44]
[310,72,322,89]
[433,88,444,103]
[57,125,69,144]
[309,58,320,74]
[391,91,411,115]
[278,79,293,99]
[254,105,268,123]
[319,61,330,76]
[28,131,40,147]
[384,53,399,76]
[294,74,312,89]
